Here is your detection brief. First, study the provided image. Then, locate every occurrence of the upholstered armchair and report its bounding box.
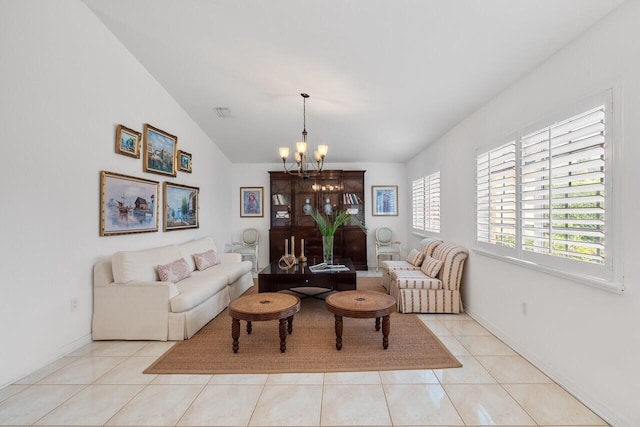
[375,227,401,271]
[232,228,259,271]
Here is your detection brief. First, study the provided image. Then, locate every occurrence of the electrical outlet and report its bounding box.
[70,298,79,312]
[522,301,527,316]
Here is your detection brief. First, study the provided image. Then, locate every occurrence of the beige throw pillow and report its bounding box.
[193,250,220,271]
[157,258,191,283]
[420,256,443,278]
[406,249,425,267]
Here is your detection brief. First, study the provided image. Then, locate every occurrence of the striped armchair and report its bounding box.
[389,243,468,313]
[381,237,442,291]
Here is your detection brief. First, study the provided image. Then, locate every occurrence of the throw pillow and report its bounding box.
[420,256,443,278]
[406,249,425,267]
[157,258,191,283]
[193,249,220,271]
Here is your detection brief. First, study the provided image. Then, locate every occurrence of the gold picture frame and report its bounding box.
[164,182,200,231]
[178,150,192,173]
[115,124,141,158]
[143,124,177,177]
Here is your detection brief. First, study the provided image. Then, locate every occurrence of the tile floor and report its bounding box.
[0,275,609,426]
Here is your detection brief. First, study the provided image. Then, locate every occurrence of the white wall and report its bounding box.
[231,162,407,269]
[406,1,639,425]
[0,0,233,388]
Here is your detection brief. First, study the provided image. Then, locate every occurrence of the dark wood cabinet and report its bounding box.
[268,170,367,270]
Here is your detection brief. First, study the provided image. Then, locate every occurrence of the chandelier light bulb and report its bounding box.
[317,144,328,157]
[296,141,307,154]
[279,147,290,160]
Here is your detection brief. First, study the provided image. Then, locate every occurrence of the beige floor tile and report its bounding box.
[15,357,78,384]
[321,384,391,426]
[436,312,472,320]
[66,342,105,357]
[209,374,268,385]
[444,384,537,425]
[505,383,608,425]
[34,384,144,426]
[0,386,28,404]
[151,374,212,385]
[384,384,464,425]
[177,385,262,426]
[266,372,324,385]
[95,357,157,385]
[379,369,439,384]
[249,385,322,426]
[132,341,177,357]
[477,356,552,383]
[0,384,84,425]
[417,319,452,337]
[457,335,517,356]
[38,357,126,385]
[91,341,149,357]
[324,371,381,385]
[439,319,492,336]
[106,384,203,426]
[434,356,496,384]
[437,336,472,356]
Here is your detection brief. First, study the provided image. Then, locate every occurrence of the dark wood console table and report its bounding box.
[258,258,357,296]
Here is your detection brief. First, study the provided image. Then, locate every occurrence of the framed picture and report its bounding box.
[178,150,192,173]
[164,182,199,231]
[240,187,264,217]
[143,123,177,177]
[372,185,398,216]
[115,124,141,158]
[100,171,159,236]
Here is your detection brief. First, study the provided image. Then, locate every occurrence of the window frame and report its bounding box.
[474,90,622,292]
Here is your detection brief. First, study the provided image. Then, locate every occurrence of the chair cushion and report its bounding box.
[406,249,425,266]
[157,258,191,283]
[421,256,443,278]
[234,246,257,256]
[392,270,442,290]
[377,245,400,255]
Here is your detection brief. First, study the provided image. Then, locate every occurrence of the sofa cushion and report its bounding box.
[179,237,217,272]
[418,238,442,257]
[382,260,420,273]
[170,271,228,313]
[211,261,253,283]
[421,256,443,278]
[406,249,425,267]
[194,250,220,271]
[157,258,191,283]
[112,245,182,283]
[392,270,442,290]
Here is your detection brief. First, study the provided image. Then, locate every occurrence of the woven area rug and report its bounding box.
[145,277,461,374]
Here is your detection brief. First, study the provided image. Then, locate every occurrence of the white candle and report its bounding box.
[301,238,305,255]
[285,238,289,256]
[291,236,295,257]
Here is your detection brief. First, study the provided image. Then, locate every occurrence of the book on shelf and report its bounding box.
[272,194,288,205]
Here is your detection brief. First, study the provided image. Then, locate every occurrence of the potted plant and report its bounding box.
[309,209,366,264]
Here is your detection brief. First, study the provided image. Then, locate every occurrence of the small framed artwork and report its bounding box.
[164,182,199,231]
[240,187,264,217]
[372,185,398,216]
[178,150,192,173]
[143,123,177,177]
[115,124,141,158]
[100,171,159,236]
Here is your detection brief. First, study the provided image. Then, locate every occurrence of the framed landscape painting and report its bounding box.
[115,124,141,158]
[372,185,398,216]
[164,182,199,231]
[178,150,192,173]
[240,187,264,217]
[100,171,159,236]
[143,124,177,177]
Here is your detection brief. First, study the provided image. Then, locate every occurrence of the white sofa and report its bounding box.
[92,237,254,341]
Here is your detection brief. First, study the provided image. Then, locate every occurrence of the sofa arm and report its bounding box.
[92,281,177,341]
[220,253,242,263]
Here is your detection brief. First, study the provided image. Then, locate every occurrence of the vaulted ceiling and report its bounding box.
[83,0,623,163]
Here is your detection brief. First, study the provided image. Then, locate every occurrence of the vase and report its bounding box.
[303,198,312,215]
[324,197,332,215]
[322,235,334,265]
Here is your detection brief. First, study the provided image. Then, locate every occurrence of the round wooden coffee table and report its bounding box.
[325,290,396,350]
[228,293,301,353]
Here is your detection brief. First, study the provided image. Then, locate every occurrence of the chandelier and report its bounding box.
[279,93,328,179]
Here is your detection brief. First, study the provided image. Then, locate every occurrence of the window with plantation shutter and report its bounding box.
[476,141,516,248]
[475,92,617,290]
[412,171,440,233]
[520,106,605,264]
